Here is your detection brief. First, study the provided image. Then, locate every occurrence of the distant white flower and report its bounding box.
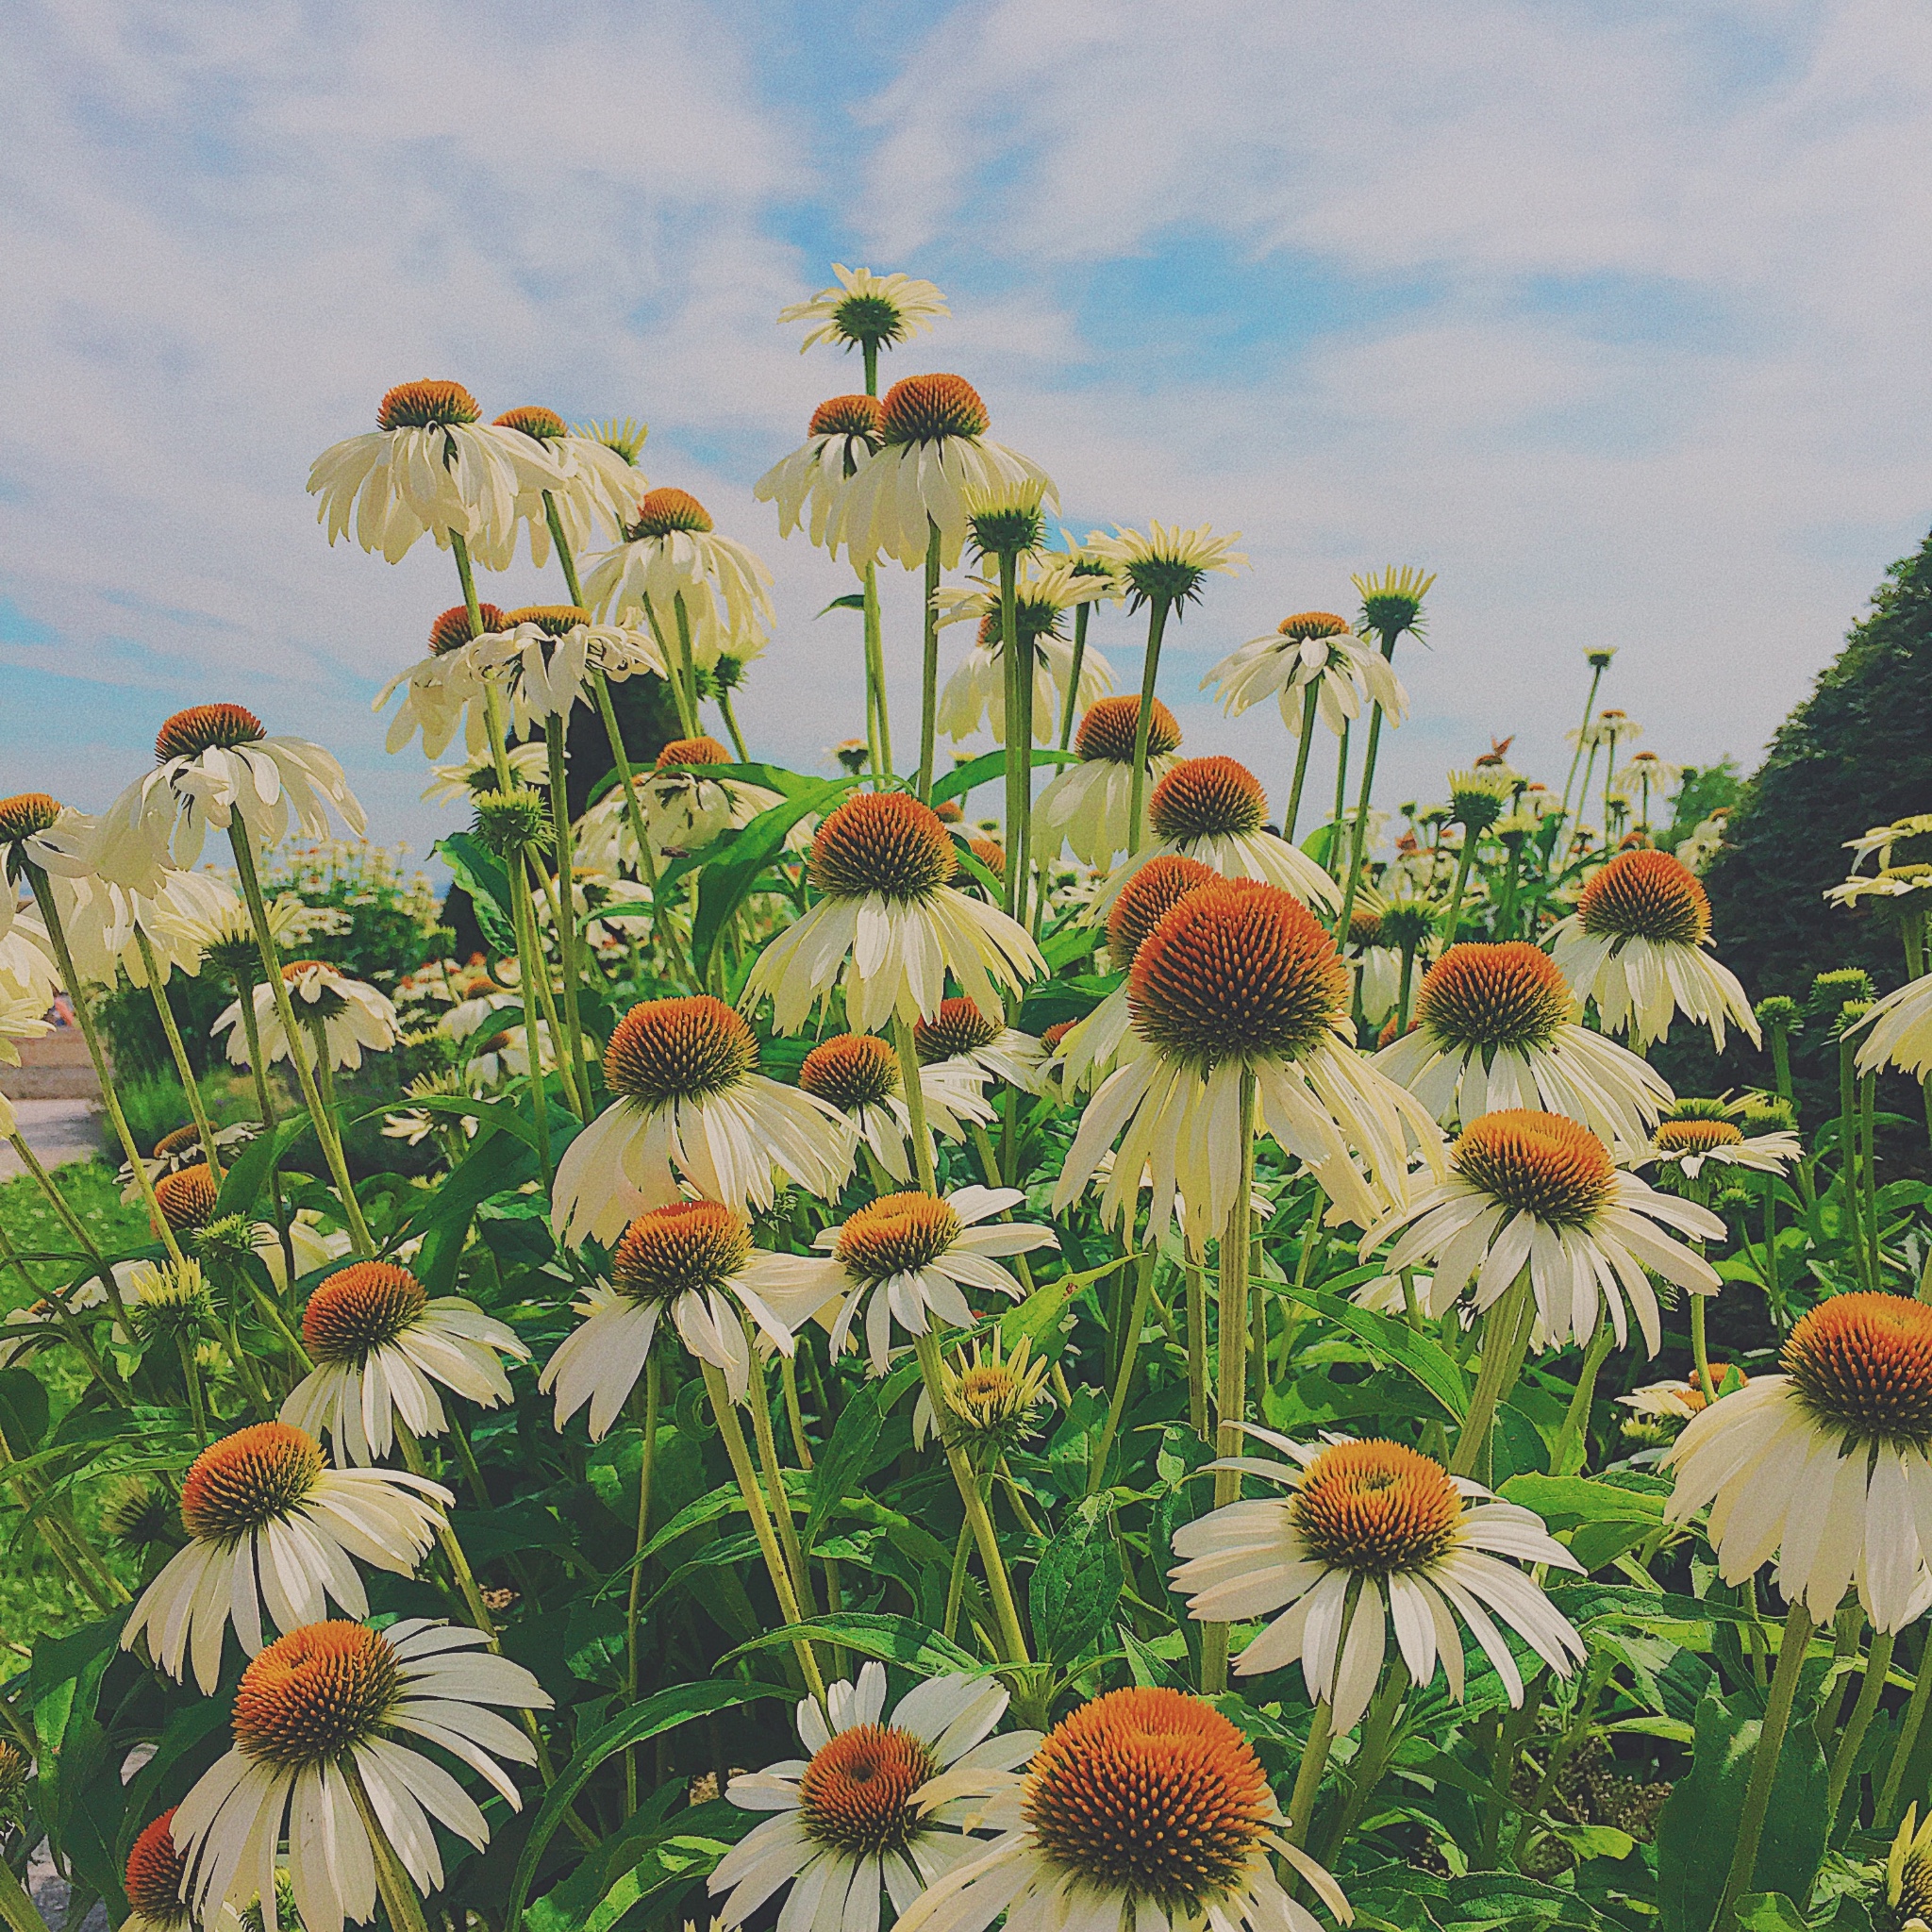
[797,1031,995,1188]
[1035,698,1185,873]
[1857,970,1932,1079]
[463,605,663,739]
[1640,1114,1802,1183]
[0,793,98,936]
[1204,610,1407,739]
[214,960,399,1073]
[779,264,950,355]
[755,393,885,548]
[1084,521,1246,615]
[474,404,646,571]
[932,556,1114,744]
[914,996,1049,1095]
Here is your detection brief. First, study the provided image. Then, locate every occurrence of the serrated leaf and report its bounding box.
[721,1612,982,1678]
[1276,1285,1470,1419]
[1030,1524,1124,1665]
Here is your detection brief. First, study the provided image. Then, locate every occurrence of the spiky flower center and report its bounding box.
[180,1423,324,1542]
[627,488,713,538]
[492,406,567,440]
[125,1810,189,1924]
[233,1622,400,1769]
[915,997,999,1064]
[612,1202,752,1305]
[1042,1020,1076,1053]
[377,380,481,430]
[1149,757,1266,842]
[604,995,757,1107]
[880,374,989,445]
[798,1724,935,1855]
[1454,1109,1614,1226]
[0,793,59,842]
[1292,1439,1462,1574]
[808,792,956,901]
[429,604,504,656]
[154,1165,219,1230]
[800,1034,899,1110]
[810,394,885,441]
[1349,908,1384,948]
[1276,611,1354,641]
[1784,1292,1932,1448]
[835,1193,962,1281]
[833,291,913,345]
[153,1124,203,1159]
[1130,881,1346,1071]
[1891,1846,1932,1932]
[1024,1687,1269,1907]
[1418,943,1573,1054]
[303,1262,428,1363]
[1656,1119,1742,1154]
[156,704,265,763]
[1107,855,1218,967]
[1076,695,1182,765]
[655,736,730,771]
[505,604,590,638]
[1578,851,1710,947]
[969,835,1007,877]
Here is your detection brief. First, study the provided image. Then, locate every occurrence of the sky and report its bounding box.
[6,0,1932,865]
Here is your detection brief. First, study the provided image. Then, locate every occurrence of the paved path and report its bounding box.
[0,1099,105,1180]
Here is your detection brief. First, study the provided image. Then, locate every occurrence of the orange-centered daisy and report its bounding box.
[124,1809,190,1932]
[1035,696,1184,871]
[755,393,889,547]
[1205,609,1408,741]
[796,1031,993,1188]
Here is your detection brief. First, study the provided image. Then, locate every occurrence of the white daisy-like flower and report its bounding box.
[253,1213,353,1294]
[121,1421,448,1695]
[1664,1291,1932,1630]
[373,604,509,760]
[1035,698,1185,873]
[39,861,235,991]
[1373,941,1673,1153]
[1203,610,1408,739]
[281,1261,529,1466]
[741,792,1043,1035]
[1364,1108,1725,1354]
[1856,969,1932,1078]
[122,1809,204,1932]
[581,487,774,671]
[1612,750,1683,807]
[421,739,547,806]
[932,557,1115,744]
[830,375,1057,573]
[1547,849,1758,1051]
[0,913,58,1008]
[307,377,562,565]
[1084,521,1247,619]
[174,1616,549,1932]
[0,792,101,935]
[550,994,853,1247]
[574,736,788,870]
[797,1032,995,1188]
[1057,881,1444,1253]
[462,1018,591,1092]
[786,1186,1057,1377]
[1844,812,1932,875]
[1567,707,1644,753]
[1618,1372,1743,1425]
[214,961,400,1074]
[0,1275,108,1371]
[755,393,885,549]
[711,1661,1032,1932]
[914,996,1049,1095]
[461,604,663,740]
[1171,1430,1585,1727]
[475,404,645,571]
[780,263,950,356]
[119,1120,259,1203]
[1639,1112,1803,1183]
[894,1684,1350,1932]
[0,989,52,1138]
[543,1202,827,1430]
[95,705,366,883]
[1091,757,1340,920]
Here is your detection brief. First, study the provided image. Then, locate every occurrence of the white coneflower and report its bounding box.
[1548,850,1758,1051]
[711,1661,1030,1932]
[830,375,1056,573]
[1092,757,1339,918]
[307,377,563,565]
[464,604,663,739]
[375,604,509,760]
[755,394,885,548]
[1365,1108,1724,1352]
[1665,1292,1932,1629]
[785,1187,1057,1376]
[0,793,107,936]
[122,1809,197,1932]
[1058,881,1442,1252]
[119,1120,258,1203]
[478,404,644,571]
[914,996,1049,1095]
[95,705,365,882]
[932,558,1114,745]
[1640,1108,1802,1183]
[282,1261,528,1466]
[1085,521,1247,613]
[1856,971,1932,1079]
[741,792,1043,1035]
[1171,1431,1584,1726]
[174,1618,548,1932]
[420,738,547,806]
[214,961,400,1073]
[0,913,58,1009]
[550,995,853,1246]
[797,1032,994,1188]
[1374,942,1673,1152]
[1204,611,1407,738]
[894,1686,1350,1932]
[541,1202,825,1433]
[0,991,51,1138]
[609,736,786,864]
[780,264,950,358]
[121,1422,448,1693]
[1035,698,1185,873]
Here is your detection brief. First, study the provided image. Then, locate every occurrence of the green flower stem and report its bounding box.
[1125,595,1174,857]
[918,519,943,802]
[7,1131,131,1330]
[1879,1628,1932,1827]
[543,715,593,1121]
[1838,1035,1873,1288]
[714,682,750,762]
[999,549,1026,920]
[863,340,879,397]
[672,591,703,742]
[745,1335,818,1619]
[1554,1322,1615,1476]
[699,1360,827,1702]
[624,1357,660,1817]
[1320,1658,1412,1863]
[1716,1602,1816,1930]
[1510,1649,1614,1868]
[134,931,224,1177]
[1557,661,1607,826]
[892,1018,940,1195]
[1439,834,1478,945]
[176,1332,210,1447]
[1691,1293,1718,1406]
[942,1512,974,1644]
[225,828,375,1258]
[1860,1070,1881,1277]
[1827,1624,1896,1824]
[1286,1584,1359,1847]
[1328,721,1352,879]
[1059,602,1090,751]
[344,1757,435,1932]
[450,527,488,657]
[589,669,692,991]
[1089,1239,1158,1497]
[1186,1258,1209,1440]
[232,964,296,1291]
[0,1216,122,1400]
[1449,1269,1536,1479]
[1283,691,1322,843]
[1474,1677,1546,1870]
[0,1840,57,1932]
[1202,1072,1257,1696]
[864,562,892,777]
[1394,941,1421,1035]
[1334,633,1402,943]
[912,1329,1032,1672]
[1016,622,1039,929]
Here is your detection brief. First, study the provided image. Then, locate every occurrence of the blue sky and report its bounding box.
[7,0,1932,858]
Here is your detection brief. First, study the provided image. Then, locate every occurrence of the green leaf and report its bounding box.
[437,832,518,953]
[400,1124,541,1296]
[806,1380,887,1545]
[1733,1896,1808,1932]
[722,1613,982,1678]
[405,1091,542,1154]
[213,1116,311,1217]
[1030,1522,1124,1665]
[818,593,869,616]
[507,1680,783,1930]
[0,1369,50,1456]
[1276,1285,1470,1420]
[1500,1474,1663,1524]
[930,747,1075,807]
[581,1835,732,1932]
[690,777,856,974]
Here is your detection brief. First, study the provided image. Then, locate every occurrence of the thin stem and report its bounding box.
[543,715,592,1121]
[1321,1658,1412,1862]
[590,669,692,991]
[8,1132,129,1328]
[1186,1259,1208,1440]
[1881,1628,1932,1827]
[1089,1241,1158,1496]
[1059,602,1090,751]
[1440,835,1478,945]
[344,1758,435,1932]
[1334,631,1400,943]
[1691,1294,1718,1406]
[1827,1624,1895,1825]
[918,520,942,802]
[746,1334,818,1618]
[176,1332,210,1446]
[1449,1269,1535,1478]
[1557,664,1607,825]
[863,562,892,776]
[1328,720,1352,877]
[999,549,1025,921]
[1861,1070,1881,1278]
[1394,941,1420,1034]
[623,1357,660,1817]
[1125,597,1174,856]
[1283,691,1322,843]
[1715,1603,1815,1929]
[136,931,223,1176]
[672,591,703,741]
[942,1512,973,1644]
[1554,1323,1615,1476]
[1839,1035,1872,1289]
[892,1018,940,1195]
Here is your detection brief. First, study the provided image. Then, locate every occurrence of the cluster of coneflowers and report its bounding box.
[7,258,1932,1932]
